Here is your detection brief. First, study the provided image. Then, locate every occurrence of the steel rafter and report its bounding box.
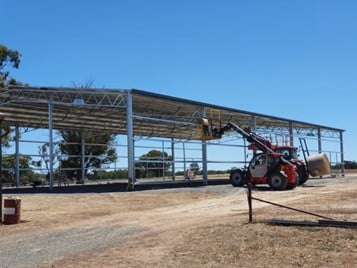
[0,86,127,107]
[0,85,346,189]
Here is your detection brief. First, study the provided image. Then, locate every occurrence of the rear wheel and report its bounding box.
[268,172,288,190]
[230,170,247,187]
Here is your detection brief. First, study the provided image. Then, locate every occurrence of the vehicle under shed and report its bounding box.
[0,85,345,190]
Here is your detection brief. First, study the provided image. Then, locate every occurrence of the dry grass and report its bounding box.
[167,188,357,268]
[1,178,356,268]
[169,222,356,268]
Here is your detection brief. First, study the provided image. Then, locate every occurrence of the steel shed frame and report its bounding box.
[0,85,345,190]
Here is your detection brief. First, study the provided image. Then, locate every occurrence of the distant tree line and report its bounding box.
[2,145,354,185]
[332,161,357,169]
[0,147,237,184]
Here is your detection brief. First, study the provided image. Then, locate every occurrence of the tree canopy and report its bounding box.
[0,45,22,167]
[137,150,172,178]
[2,155,37,184]
[58,130,117,181]
[0,44,21,87]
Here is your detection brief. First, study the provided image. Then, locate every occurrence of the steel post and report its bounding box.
[171,138,175,181]
[15,125,20,187]
[202,140,208,185]
[340,131,345,176]
[81,133,85,184]
[126,92,135,190]
[48,95,54,191]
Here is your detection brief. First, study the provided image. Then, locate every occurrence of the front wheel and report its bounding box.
[268,172,288,190]
[286,172,299,190]
[230,170,247,187]
[297,164,309,185]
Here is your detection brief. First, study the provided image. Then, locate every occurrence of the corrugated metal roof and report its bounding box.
[0,85,343,140]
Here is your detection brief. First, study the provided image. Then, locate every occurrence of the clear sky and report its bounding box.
[2,0,357,161]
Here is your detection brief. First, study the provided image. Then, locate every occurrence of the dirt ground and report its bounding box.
[0,177,356,268]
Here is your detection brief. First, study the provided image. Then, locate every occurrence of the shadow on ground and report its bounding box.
[2,179,231,194]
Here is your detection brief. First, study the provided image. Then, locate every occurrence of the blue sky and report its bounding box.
[2,0,357,161]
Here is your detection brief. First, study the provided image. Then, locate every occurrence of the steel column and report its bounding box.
[201,108,209,184]
[162,141,165,178]
[251,115,257,157]
[126,92,135,190]
[81,132,85,184]
[183,142,186,173]
[48,95,54,191]
[317,128,322,153]
[339,131,345,176]
[171,138,175,181]
[202,140,208,185]
[15,125,20,187]
[289,121,294,146]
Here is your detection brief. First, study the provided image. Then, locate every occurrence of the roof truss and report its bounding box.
[0,86,344,140]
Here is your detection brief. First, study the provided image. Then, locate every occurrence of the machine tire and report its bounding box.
[268,172,288,190]
[297,164,309,185]
[286,172,299,190]
[230,170,247,187]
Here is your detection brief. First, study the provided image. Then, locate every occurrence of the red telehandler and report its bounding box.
[201,120,330,190]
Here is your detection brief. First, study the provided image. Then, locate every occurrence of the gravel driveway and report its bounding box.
[0,176,355,267]
[0,223,142,268]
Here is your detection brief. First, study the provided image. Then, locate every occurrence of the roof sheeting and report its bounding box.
[0,86,344,140]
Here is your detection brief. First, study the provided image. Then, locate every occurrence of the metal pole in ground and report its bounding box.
[247,183,253,223]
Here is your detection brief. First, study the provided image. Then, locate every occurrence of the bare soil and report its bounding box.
[0,177,356,268]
